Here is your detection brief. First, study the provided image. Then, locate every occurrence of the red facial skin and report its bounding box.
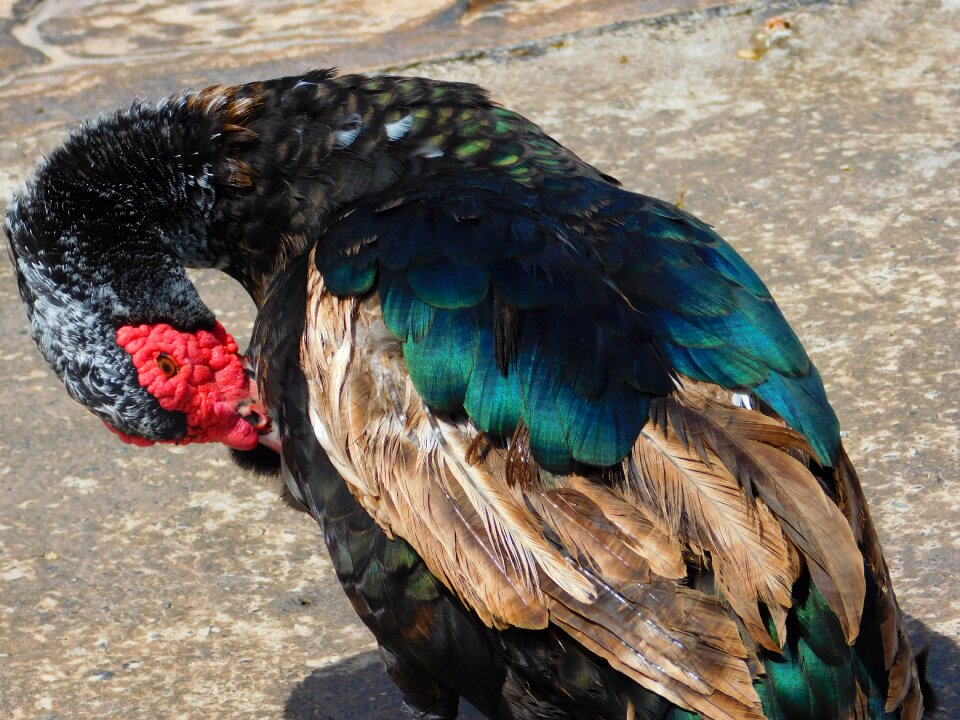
[109,321,261,450]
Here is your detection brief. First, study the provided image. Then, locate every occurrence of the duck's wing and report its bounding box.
[301,173,922,719]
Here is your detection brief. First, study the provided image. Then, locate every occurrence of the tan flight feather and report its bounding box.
[734,439,865,643]
[300,264,766,720]
[520,462,765,715]
[563,476,687,580]
[525,487,657,585]
[675,388,924,715]
[833,451,923,712]
[627,418,798,650]
[657,388,866,645]
[546,583,765,720]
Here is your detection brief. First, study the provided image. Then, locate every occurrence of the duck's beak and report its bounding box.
[237,356,283,453]
[236,398,282,452]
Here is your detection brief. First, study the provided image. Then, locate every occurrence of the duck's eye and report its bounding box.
[156,353,179,378]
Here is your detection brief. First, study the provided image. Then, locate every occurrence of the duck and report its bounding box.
[5,69,930,719]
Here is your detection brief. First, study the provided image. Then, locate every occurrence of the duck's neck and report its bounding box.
[5,101,229,436]
[8,100,232,334]
[15,70,541,312]
[197,70,514,305]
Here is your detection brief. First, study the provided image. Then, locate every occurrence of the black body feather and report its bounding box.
[5,70,931,719]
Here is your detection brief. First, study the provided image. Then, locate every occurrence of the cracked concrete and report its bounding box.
[0,0,957,717]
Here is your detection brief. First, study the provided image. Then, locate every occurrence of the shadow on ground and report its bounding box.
[284,615,958,719]
[906,614,959,718]
[284,650,484,720]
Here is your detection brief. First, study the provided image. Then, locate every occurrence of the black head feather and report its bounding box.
[5,102,223,440]
[6,69,514,441]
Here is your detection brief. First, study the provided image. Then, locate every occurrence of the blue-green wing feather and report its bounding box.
[464,324,523,436]
[314,174,840,470]
[309,171,909,718]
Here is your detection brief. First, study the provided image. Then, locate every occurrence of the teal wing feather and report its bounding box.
[295,77,924,719]
[313,169,919,718]
[315,171,839,471]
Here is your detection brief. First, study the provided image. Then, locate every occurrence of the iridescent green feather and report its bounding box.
[314,99,842,468]
[464,327,523,436]
[407,257,489,310]
[402,307,479,410]
[303,82,909,717]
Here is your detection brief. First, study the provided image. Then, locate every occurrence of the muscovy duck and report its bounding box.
[5,70,929,719]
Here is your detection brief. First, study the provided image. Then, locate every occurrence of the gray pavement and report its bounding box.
[0,0,957,717]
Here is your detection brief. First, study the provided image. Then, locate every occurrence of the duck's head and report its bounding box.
[5,102,267,451]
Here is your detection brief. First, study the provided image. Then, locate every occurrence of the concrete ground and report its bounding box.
[0,0,957,717]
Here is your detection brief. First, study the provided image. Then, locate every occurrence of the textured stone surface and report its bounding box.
[0,0,957,718]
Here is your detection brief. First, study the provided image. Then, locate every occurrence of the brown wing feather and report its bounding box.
[834,450,923,710]
[627,416,799,650]
[300,260,921,719]
[564,476,687,580]
[666,388,867,645]
[526,487,657,585]
[675,387,924,713]
[546,584,765,720]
